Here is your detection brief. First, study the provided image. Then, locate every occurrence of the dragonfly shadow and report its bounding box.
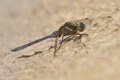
[17,51,43,59]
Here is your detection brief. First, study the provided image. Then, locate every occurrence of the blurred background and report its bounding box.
[0,0,120,80]
[0,0,119,56]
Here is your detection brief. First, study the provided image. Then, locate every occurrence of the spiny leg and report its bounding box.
[49,35,71,50]
[50,35,75,53]
[55,35,64,51]
[54,35,59,57]
[74,33,89,47]
[54,35,71,56]
[56,35,75,51]
[75,34,88,41]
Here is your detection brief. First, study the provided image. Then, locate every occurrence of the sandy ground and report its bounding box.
[0,0,120,80]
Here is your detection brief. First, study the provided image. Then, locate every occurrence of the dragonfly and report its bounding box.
[12,16,111,56]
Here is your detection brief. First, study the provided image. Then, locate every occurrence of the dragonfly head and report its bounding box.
[77,22,86,32]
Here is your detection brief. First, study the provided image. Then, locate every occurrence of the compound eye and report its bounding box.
[77,22,86,32]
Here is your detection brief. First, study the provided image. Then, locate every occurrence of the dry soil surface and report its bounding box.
[0,0,120,80]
